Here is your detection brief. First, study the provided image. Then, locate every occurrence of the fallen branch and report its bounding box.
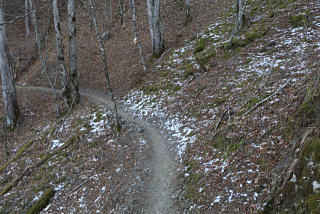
[276,128,313,198]
[259,61,274,90]
[155,48,170,64]
[209,108,228,142]
[0,134,78,197]
[244,78,291,116]
[0,14,28,26]
[264,128,314,212]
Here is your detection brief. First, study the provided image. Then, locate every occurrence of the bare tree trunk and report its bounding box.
[147,0,164,56]
[229,0,246,44]
[131,0,147,72]
[53,0,71,109]
[0,0,19,128]
[185,0,191,24]
[118,0,125,27]
[88,0,121,132]
[235,0,239,13]
[25,0,30,37]
[2,120,9,159]
[103,0,109,31]
[29,0,60,115]
[109,0,113,26]
[68,0,80,105]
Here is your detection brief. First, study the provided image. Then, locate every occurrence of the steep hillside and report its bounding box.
[118,0,320,212]
[0,88,150,213]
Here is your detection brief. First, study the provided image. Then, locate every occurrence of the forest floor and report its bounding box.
[0,84,184,213]
[1,0,320,213]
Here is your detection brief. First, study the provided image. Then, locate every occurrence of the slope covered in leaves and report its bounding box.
[120,0,320,212]
[0,89,150,213]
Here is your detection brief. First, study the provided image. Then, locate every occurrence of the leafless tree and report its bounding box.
[68,0,80,105]
[131,0,147,71]
[229,0,246,44]
[0,0,19,128]
[88,0,121,132]
[109,0,113,26]
[185,0,191,24]
[25,0,30,36]
[147,0,164,56]
[53,0,72,109]
[29,0,60,115]
[118,0,125,26]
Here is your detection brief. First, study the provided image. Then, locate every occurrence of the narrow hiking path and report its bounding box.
[13,85,181,213]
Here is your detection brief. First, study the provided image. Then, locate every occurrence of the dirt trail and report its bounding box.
[14,85,181,213]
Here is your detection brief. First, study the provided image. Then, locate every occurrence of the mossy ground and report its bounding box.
[264,80,320,213]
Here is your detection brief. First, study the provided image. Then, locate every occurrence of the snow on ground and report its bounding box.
[122,1,320,211]
[122,91,197,161]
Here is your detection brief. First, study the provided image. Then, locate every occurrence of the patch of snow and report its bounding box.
[51,139,64,150]
[313,180,320,193]
[213,195,222,203]
[290,174,296,183]
[33,191,44,202]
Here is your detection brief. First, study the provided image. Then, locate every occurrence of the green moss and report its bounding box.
[165,84,181,92]
[194,38,207,53]
[263,80,320,212]
[0,140,35,173]
[197,49,216,66]
[0,202,11,214]
[76,118,84,126]
[210,97,227,108]
[160,71,169,79]
[231,38,249,48]
[69,135,77,143]
[305,193,320,213]
[210,125,243,157]
[246,28,268,42]
[229,28,268,49]
[289,14,307,28]
[184,159,199,172]
[247,97,260,109]
[222,51,231,59]
[185,181,199,200]
[143,84,158,95]
[40,153,51,162]
[304,138,320,162]
[26,188,55,214]
[269,11,275,18]
[184,69,195,78]
[94,112,102,122]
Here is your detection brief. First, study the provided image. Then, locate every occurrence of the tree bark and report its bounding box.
[68,0,80,105]
[185,0,191,24]
[109,0,113,26]
[131,0,147,72]
[229,0,246,44]
[25,0,30,37]
[0,0,19,128]
[147,0,164,56]
[53,0,71,109]
[29,0,60,115]
[88,0,121,132]
[118,0,125,26]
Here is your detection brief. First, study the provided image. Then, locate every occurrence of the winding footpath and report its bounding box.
[13,85,181,213]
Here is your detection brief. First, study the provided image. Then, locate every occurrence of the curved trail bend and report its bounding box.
[14,85,181,213]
